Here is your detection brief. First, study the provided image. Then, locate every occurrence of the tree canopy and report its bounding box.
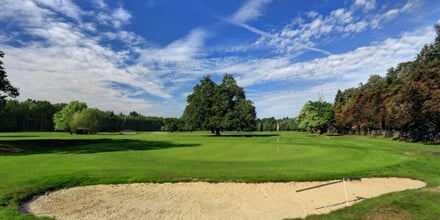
[70,108,104,134]
[182,74,256,135]
[333,24,440,137]
[0,50,19,104]
[0,99,63,131]
[53,101,88,131]
[296,100,335,134]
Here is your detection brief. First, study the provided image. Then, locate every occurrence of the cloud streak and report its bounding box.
[138,28,208,63]
[231,0,273,23]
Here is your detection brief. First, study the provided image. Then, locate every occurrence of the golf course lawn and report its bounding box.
[1,131,439,219]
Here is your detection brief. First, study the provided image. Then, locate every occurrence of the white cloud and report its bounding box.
[4,41,177,115]
[112,7,132,27]
[34,0,83,21]
[92,0,107,9]
[307,11,319,18]
[342,20,368,33]
[1,0,51,27]
[382,9,400,21]
[258,6,359,54]
[102,30,145,48]
[214,0,277,43]
[29,21,85,46]
[233,21,275,38]
[217,0,333,56]
[402,0,418,12]
[212,26,435,88]
[138,29,208,63]
[257,0,422,55]
[97,6,131,28]
[331,8,353,24]
[250,81,352,118]
[371,0,421,29]
[247,26,436,118]
[354,0,376,10]
[231,0,272,23]
[0,0,182,116]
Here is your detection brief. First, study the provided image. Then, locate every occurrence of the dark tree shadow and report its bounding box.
[424,142,440,146]
[0,139,199,155]
[205,134,280,137]
[0,135,39,138]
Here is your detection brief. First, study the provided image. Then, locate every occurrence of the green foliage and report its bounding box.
[1,99,166,132]
[70,108,104,134]
[296,101,335,133]
[53,101,87,131]
[257,117,277,131]
[117,112,163,131]
[0,99,63,131]
[162,117,184,132]
[0,50,19,104]
[182,75,217,132]
[256,117,297,132]
[0,132,439,219]
[182,74,256,135]
[334,24,440,136]
[232,99,257,131]
[279,117,298,131]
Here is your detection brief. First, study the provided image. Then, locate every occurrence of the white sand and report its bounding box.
[22,177,425,220]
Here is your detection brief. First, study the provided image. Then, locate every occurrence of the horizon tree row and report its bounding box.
[332,24,439,138]
[0,99,164,133]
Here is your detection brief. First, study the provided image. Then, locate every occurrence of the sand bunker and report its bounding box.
[22,177,425,220]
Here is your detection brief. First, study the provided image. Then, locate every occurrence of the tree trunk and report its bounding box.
[215,128,221,136]
[40,114,44,131]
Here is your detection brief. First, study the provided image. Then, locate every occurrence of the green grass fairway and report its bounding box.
[1,132,439,219]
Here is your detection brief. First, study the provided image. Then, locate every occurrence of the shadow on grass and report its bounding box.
[0,139,199,155]
[424,142,440,146]
[0,135,39,138]
[205,134,279,137]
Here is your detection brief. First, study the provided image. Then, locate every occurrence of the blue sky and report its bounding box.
[1,0,439,118]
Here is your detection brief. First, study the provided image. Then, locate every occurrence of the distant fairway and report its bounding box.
[1,132,439,219]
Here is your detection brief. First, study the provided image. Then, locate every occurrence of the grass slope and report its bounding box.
[0,131,439,219]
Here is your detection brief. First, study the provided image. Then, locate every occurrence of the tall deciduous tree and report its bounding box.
[182,74,256,135]
[0,51,19,104]
[70,108,104,134]
[182,76,217,132]
[53,101,87,131]
[296,100,334,134]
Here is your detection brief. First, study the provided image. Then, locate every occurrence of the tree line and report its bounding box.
[0,99,62,132]
[332,25,440,140]
[0,99,165,133]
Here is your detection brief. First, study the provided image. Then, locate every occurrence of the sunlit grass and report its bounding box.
[1,131,439,219]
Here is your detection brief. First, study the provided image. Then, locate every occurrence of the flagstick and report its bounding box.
[277,137,280,153]
[343,178,349,206]
[276,122,280,153]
